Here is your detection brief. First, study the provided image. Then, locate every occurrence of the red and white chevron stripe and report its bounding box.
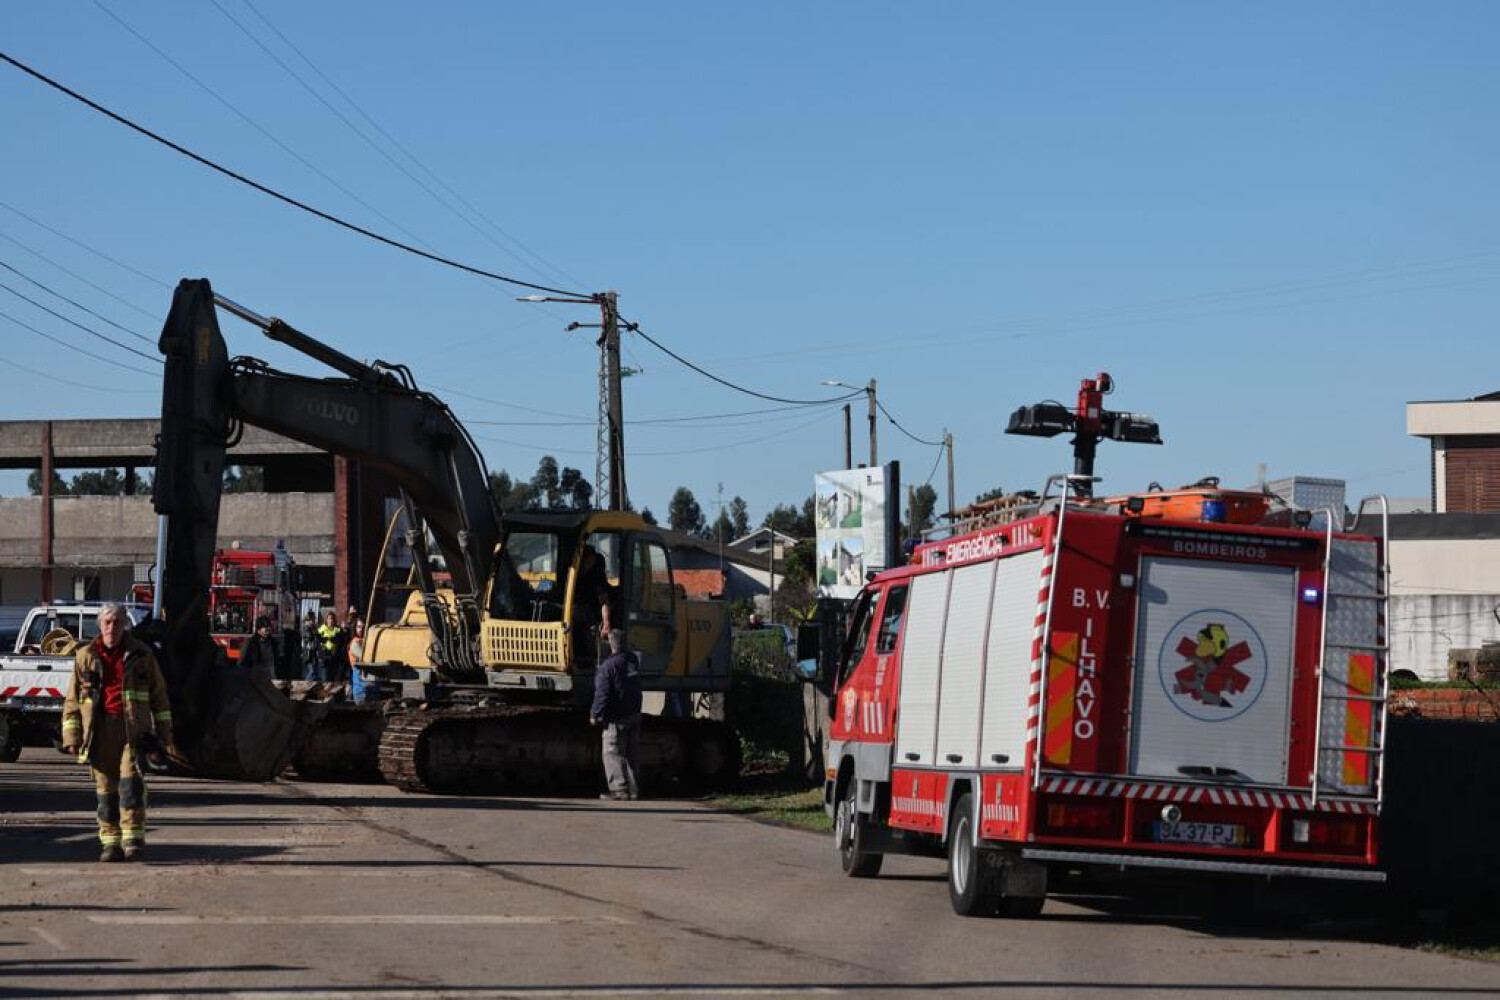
[1023,537,1056,746]
[1,686,64,699]
[1038,775,1378,815]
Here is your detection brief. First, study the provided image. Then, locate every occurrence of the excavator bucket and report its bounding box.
[188,672,329,781]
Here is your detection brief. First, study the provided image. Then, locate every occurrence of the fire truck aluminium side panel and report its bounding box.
[934,561,998,769]
[1318,535,1381,797]
[892,572,951,769]
[978,547,1047,772]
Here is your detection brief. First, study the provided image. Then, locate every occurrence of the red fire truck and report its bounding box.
[135,544,298,662]
[825,378,1390,917]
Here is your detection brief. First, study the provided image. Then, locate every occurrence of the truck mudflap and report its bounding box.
[1020,847,1387,882]
[186,672,328,780]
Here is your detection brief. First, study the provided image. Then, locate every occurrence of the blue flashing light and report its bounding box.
[1302,586,1321,604]
[1200,499,1226,523]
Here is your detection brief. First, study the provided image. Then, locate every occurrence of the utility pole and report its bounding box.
[821,379,877,467]
[599,291,627,511]
[842,404,852,469]
[768,531,776,622]
[945,430,955,521]
[714,482,725,581]
[520,290,629,512]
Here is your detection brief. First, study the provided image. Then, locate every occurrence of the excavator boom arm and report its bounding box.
[150,278,506,774]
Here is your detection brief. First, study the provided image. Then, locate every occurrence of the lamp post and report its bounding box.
[518,291,629,511]
[821,378,877,467]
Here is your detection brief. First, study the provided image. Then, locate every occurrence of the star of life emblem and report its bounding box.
[1159,610,1267,722]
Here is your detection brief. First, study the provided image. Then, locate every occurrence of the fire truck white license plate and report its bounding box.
[1152,821,1246,847]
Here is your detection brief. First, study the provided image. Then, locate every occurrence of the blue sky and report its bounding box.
[1,2,1495,523]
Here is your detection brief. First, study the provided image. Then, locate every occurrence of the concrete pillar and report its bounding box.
[334,456,352,615]
[40,421,53,602]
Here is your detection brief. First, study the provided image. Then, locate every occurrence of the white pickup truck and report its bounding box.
[0,603,148,761]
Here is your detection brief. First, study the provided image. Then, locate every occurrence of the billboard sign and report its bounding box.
[815,464,898,600]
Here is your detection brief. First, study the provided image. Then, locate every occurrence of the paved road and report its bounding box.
[2,754,1496,999]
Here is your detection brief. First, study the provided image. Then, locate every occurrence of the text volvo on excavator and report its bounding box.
[151,277,737,792]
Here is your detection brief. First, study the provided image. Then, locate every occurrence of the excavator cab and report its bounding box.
[483,510,680,683]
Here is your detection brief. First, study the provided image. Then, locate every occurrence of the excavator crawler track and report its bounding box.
[376,704,739,795]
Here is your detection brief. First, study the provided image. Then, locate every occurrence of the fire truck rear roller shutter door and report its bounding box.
[895,572,950,767]
[936,561,997,768]
[1129,558,1296,786]
[980,548,1046,770]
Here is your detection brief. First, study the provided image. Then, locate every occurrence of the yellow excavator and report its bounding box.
[150,278,736,792]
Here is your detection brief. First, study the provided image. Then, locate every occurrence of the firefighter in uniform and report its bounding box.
[60,603,175,862]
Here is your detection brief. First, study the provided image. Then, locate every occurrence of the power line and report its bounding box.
[465,400,847,429]
[427,383,592,422]
[0,226,160,321]
[220,0,587,293]
[921,445,945,488]
[473,408,837,460]
[96,1,447,259]
[475,410,838,431]
[0,200,169,291]
[0,259,155,345]
[0,316,154,392]
[876,398,944,447]
[0,51,590,298]
[0,306,159,376]
[634,409,836,457]
[0,279,162,364]
[620,311,863,406]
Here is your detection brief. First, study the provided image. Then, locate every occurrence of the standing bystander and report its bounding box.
[313,609,347,683]
[241,616,283,682]
[300,611,319,680]
[347,620,371,703]
[60,603,175,862]
[590,628,642,800]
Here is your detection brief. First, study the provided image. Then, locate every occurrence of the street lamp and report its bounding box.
[821,378,877,468]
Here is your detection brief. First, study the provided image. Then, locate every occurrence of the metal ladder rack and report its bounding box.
[1310,496,1391,807]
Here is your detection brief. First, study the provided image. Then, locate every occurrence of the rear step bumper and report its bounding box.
[1021,847,1386,882]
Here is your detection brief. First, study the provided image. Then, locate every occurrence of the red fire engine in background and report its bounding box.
[135,543,299,662]
[825,375,1389,917]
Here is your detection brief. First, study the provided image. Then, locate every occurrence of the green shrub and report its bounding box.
[728,631,803,778]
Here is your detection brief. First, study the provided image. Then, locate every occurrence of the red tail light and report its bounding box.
[1289,816,1362,850]
[1044,800,1116,836]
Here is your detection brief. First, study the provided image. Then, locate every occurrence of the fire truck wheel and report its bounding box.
[836,779,883,878]
[947,793,999,917]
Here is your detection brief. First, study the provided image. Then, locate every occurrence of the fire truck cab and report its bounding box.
[826,482,1390,917]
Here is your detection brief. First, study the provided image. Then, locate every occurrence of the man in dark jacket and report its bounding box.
[241,616,285,681]
[590,629,642,800]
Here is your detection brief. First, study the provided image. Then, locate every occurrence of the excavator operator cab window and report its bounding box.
[499,530,565,622]
[508,532,561,594]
